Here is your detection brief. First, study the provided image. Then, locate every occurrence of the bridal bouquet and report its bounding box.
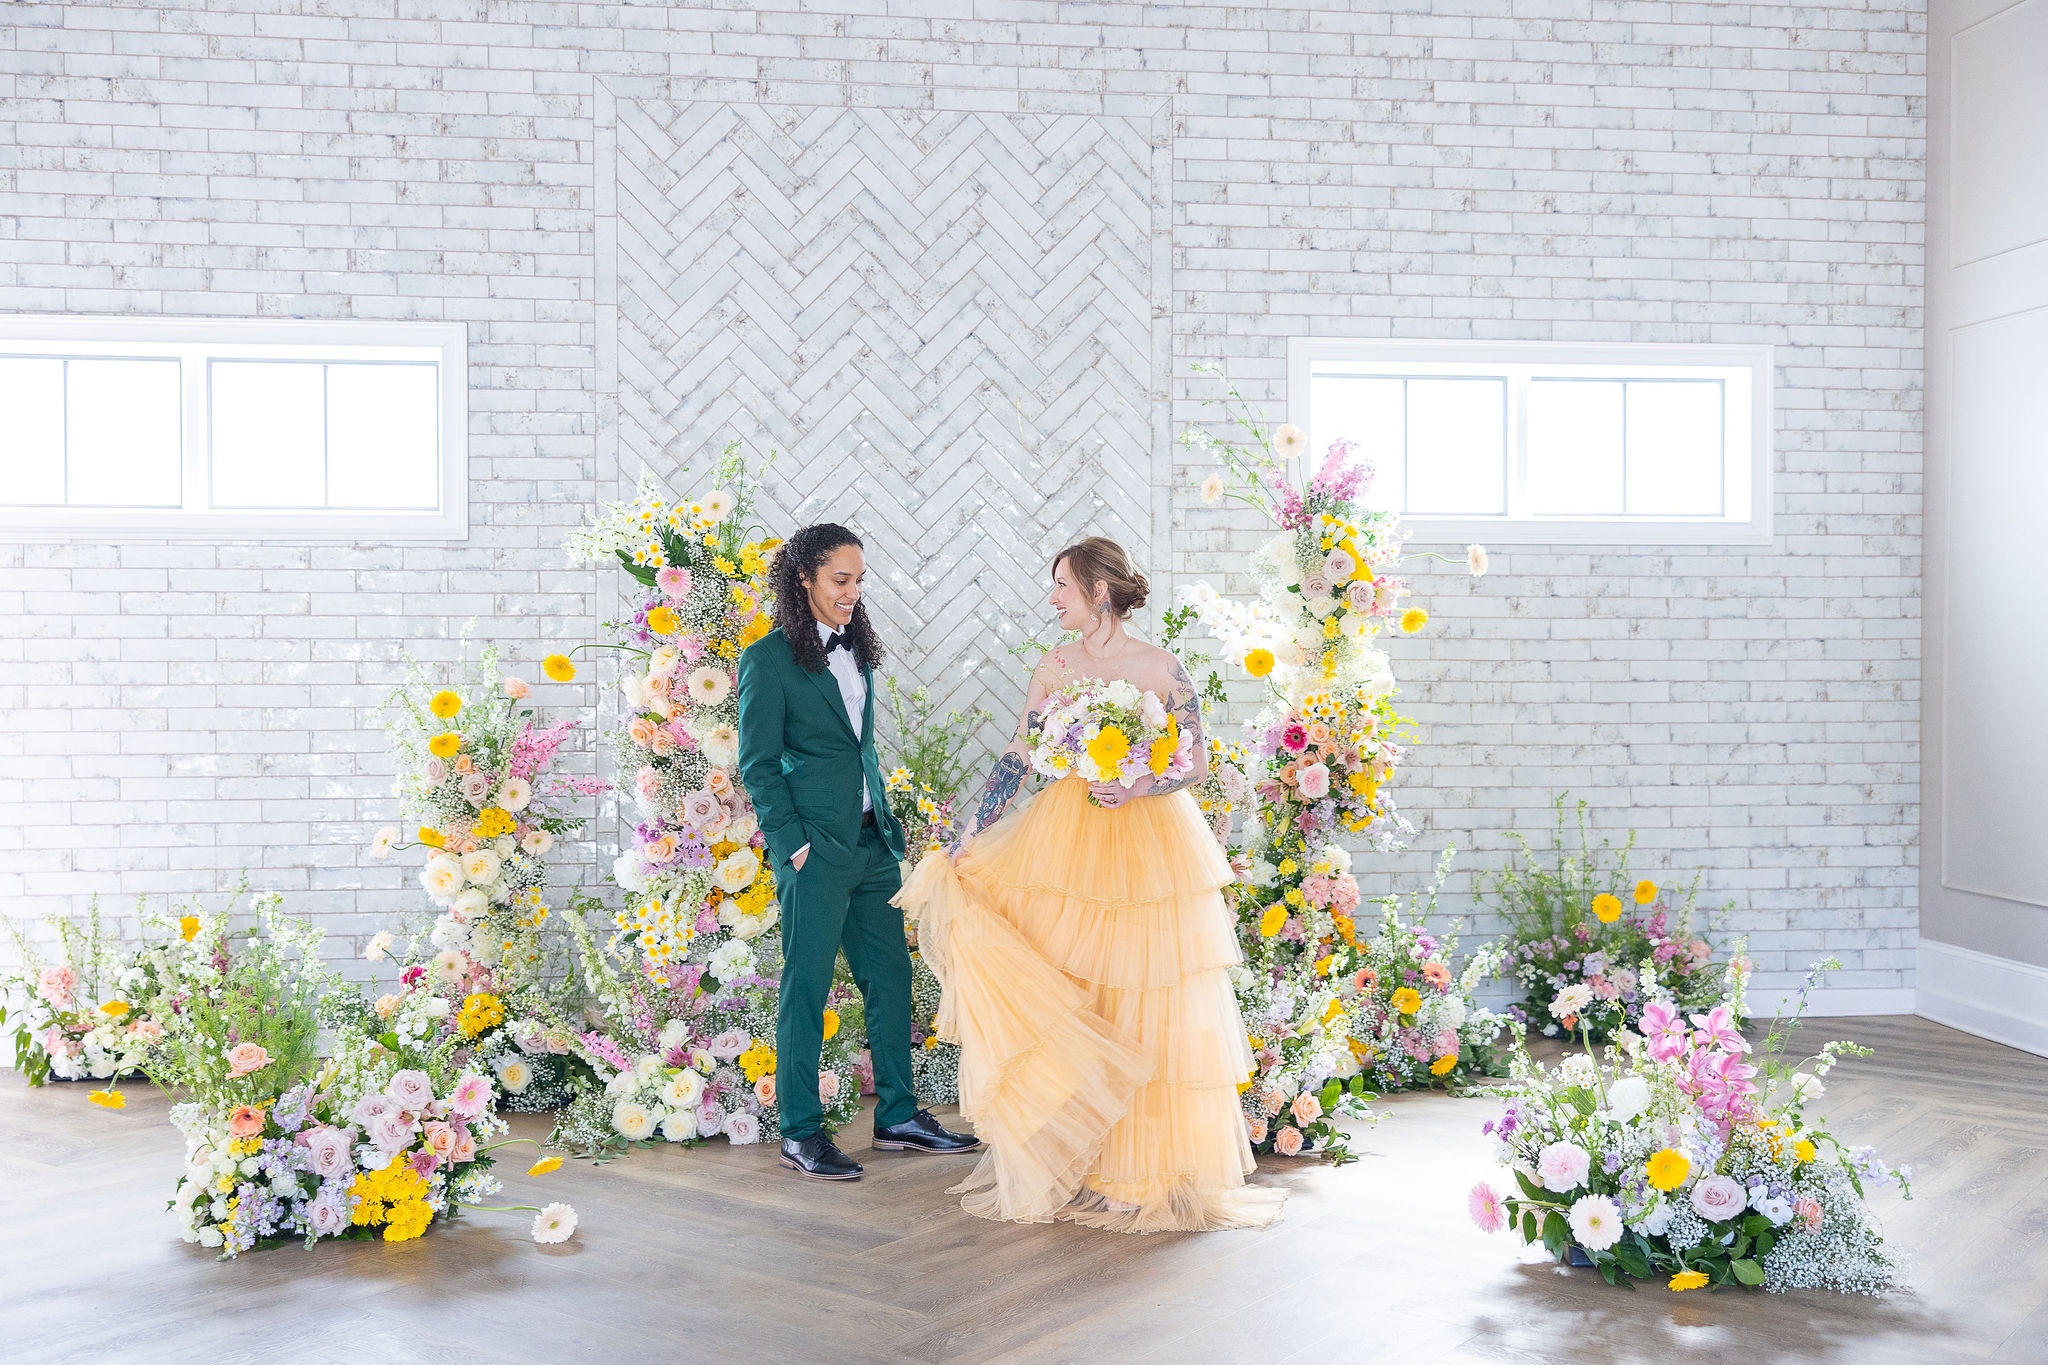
[372,639,604,995]
[1471,960,1911,1295]
[1025,676,1195,796]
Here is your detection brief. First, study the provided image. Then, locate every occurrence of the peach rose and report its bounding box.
[503,676,530,700]
[1290,1092,1322,1126]
[454,754,475,774]
[705,768,732,796]
[225,1042,271,1079]
[644,672,671,700]
[754,1075,777,1106]
[1307,722,1332,745]
[817,1071,840,1103]
[1274,1125,1305,1156]
[451,1127,476,1163]
[1248,1116,1268,1145]
[422,1120,457,1159]
[375,994,399,1019]
[131,1019,164,1043]
[650,728,677,757]
[629,716,659,747]
[645,833,679,865]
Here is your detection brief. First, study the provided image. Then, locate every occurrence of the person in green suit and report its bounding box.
[736,522,980,1181]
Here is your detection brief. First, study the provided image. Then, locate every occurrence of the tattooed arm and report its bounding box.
[948,662,1054,857]
[1089,655,1209,808]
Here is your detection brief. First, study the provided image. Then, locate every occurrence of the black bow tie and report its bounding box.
[823,630,851,656]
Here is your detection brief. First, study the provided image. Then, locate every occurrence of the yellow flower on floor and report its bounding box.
[1794,1138,1817,1164]
[528,1156,563,1177]
[428,732,462,759]
[1669,1270,1710,1292]
[1646,1148,1690,1192]
[1592,893,1622,923]
[1400,608,1428,633]
[1243,648,1275,678]
[88,1089,126,1109]
[430,689,462,719]
[179,915,201,942]
[646,606,681,635]
[822,1008,840,1042]
[1634,879,1658,905]
[542,653,576,682]
[1391,986,1422,1016]
[1258,904,1287,937]
[1430,1054,1457,1076]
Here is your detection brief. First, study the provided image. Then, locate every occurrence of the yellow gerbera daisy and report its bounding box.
[1646,1148,1690,1191]
[1634,879,1658,905]
[1400,608,1428,633]
[429,690,461,719]
[542,653,576,682]
[428,732,462,759]
[1243,647,1275,679]
[1592,893,1623,923]
[1669,1270,1710,1292]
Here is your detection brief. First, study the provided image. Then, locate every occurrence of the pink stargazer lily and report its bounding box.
[1688,1004,1749,1055]
[1638,1000,1689,1062]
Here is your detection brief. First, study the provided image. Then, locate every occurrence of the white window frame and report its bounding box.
[1287,338,1775,546]
[0,315,469,541]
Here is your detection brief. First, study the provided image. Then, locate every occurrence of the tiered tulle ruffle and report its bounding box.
[894,776,1284,1234]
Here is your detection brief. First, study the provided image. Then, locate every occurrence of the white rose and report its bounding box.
[620,673,649,709]
[611,1101,656,1141]
[649,645,681,677]
[420,855,464,903]
[659,1110,698,1142]
[726,812,759,844]
[662,1069,706,1109]
[461,850,502,886]
[732,910,776,941]
[713,848,760,895]
[451,887,488,921]
[495,1057,533,1094]
[1605,1075,1651,1124]
[613,853,649,893]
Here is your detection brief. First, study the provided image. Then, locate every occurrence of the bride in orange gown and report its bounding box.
[893,537,1284,1233]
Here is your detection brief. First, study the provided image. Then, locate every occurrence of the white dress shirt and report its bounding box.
[793,619,869,868]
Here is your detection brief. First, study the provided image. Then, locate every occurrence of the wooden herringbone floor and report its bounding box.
[5,1015,2044,1365]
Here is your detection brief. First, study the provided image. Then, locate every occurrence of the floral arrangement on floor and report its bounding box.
[3,898,162,1085]
[1334,850,1510,1093]
[1488,796,1726,1041]
[564,449,784,985]
[369,638,605,998]
[1174,361,1489,1158]
[547,904,865,1159]
[1470,959,1911,1294]
[127,899,576,1255]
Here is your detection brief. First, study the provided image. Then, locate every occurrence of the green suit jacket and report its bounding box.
[736,625,907,872]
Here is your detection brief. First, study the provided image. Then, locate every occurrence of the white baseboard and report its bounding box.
[1916,939,2048,1058]
[1747,986,1917,1021]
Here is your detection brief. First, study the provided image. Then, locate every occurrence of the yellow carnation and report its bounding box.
[474,806,515,839]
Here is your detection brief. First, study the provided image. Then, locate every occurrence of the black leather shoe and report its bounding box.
[780,1133,862,1181]
[872,1109,982,1154]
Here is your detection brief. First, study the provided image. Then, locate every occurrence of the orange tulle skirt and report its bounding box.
[893,776,1285,1234]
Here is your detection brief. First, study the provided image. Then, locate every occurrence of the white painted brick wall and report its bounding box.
[0,0,1923,1003]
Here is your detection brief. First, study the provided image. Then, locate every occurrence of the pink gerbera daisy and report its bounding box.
[1469,1181,1508,1234]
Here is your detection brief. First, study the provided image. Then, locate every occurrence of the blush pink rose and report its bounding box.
[308,1191,350,1236]
[1690,1174,1748,1222]
[1296,762,1331,799]
[502,676,530,700]
[451,1126,476,1164]
[816,1071,840,1103]
[131,1019,164,1043]
[421,1120,457,1159]
[386,1069,435,1111]
[298,1125,355,1179]
[1274,1126,1305,1157]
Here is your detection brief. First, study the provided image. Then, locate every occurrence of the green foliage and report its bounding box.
[882,676,993,805]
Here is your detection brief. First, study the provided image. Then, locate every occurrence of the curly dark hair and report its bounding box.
[769,522,885,675]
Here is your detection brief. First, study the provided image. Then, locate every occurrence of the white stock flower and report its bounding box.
[708,939,755,982]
